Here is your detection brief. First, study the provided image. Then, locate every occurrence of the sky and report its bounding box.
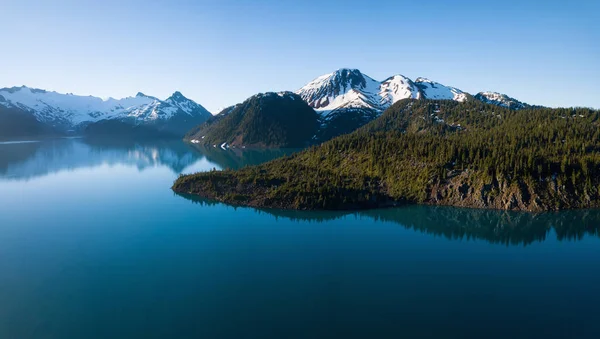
[1,0,598,112]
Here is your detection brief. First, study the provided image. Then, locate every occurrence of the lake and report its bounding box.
[1,138,600,338]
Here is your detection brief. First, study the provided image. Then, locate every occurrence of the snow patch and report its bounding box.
[415,78,467,102]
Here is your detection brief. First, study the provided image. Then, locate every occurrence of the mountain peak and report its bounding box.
[475,91,530,110]
[167,91,187,101]
[0,86,47,94]
[252,91,300,101]
[333,68,362,75]
[414,77,467,102]
[297,68,380,112]
[384,74,411,81]
[379,75,420,105]
[164,91,212,118]
[329,68,367,84]
[415,77,433,83]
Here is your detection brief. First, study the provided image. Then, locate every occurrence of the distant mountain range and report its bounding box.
[0,86,212,139]
[0,68,534,141]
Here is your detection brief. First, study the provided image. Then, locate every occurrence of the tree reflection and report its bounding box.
[177,192,600,246]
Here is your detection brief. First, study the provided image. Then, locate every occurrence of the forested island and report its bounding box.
[173,99,600,212]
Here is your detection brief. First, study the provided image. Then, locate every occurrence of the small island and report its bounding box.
[173,99,600,212]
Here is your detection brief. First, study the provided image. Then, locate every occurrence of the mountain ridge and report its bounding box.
[474,91,531,110]
[296,68,526,115]
[294,68,526,139]
[0,69,545,141]
[0,86,213,138]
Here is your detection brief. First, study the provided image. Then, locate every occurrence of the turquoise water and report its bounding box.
[1,138,600,338]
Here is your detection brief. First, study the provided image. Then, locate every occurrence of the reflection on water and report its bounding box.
[3,137,600,247]
[187,143,300,170]
[0,138,299,181]
[2,138,600,338]
[178,194,600,246]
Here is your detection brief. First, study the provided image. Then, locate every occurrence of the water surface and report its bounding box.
[1,138,599,338]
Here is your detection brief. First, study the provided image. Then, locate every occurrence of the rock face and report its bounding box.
[0,86,212,137]
[174,168,595,213]
[427,171,590,212]
[185,92,319,148]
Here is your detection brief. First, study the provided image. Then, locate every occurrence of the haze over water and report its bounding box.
[1,138,600,338]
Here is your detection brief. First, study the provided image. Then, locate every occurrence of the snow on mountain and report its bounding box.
[474,91,530,110]
[414,77,468,102]
[0,86,211,131]
[296,69,382,117]
[293,68,538,141]
[379,75,421,107]
[296,69,470,119]
[165,91,212,117]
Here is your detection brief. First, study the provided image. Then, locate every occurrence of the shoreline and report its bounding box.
[172,185,596,213]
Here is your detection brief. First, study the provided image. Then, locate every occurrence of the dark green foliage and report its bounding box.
[174,99,600,211]
[0,106,60,140]
[185,92,319,148]
[317,107,379,141]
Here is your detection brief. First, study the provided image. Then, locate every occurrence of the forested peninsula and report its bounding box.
[173,99,600,212]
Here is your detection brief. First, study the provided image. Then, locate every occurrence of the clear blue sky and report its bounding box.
[2,0,598,112]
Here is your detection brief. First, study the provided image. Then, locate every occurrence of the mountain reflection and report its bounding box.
[179,194,600,245]
[187,144,299,170]
[0,138,298,181]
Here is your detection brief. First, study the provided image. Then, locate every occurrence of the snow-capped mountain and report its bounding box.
[297,69,529,116]
[296,69,479,139]
[414,77,468,102]
[294,68,534,140]
[296,69,474,118]
[297,69,382,115]
[474,91,530,110]
[165,91,212,117]
[0,86,212,134]
[379,75,421,107]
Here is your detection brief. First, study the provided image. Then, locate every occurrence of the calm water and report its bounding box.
[1,139,600,338]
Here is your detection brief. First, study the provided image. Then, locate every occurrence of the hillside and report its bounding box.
[185,92,319,148]
[173,99,600,212]
[0,105,61,140]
